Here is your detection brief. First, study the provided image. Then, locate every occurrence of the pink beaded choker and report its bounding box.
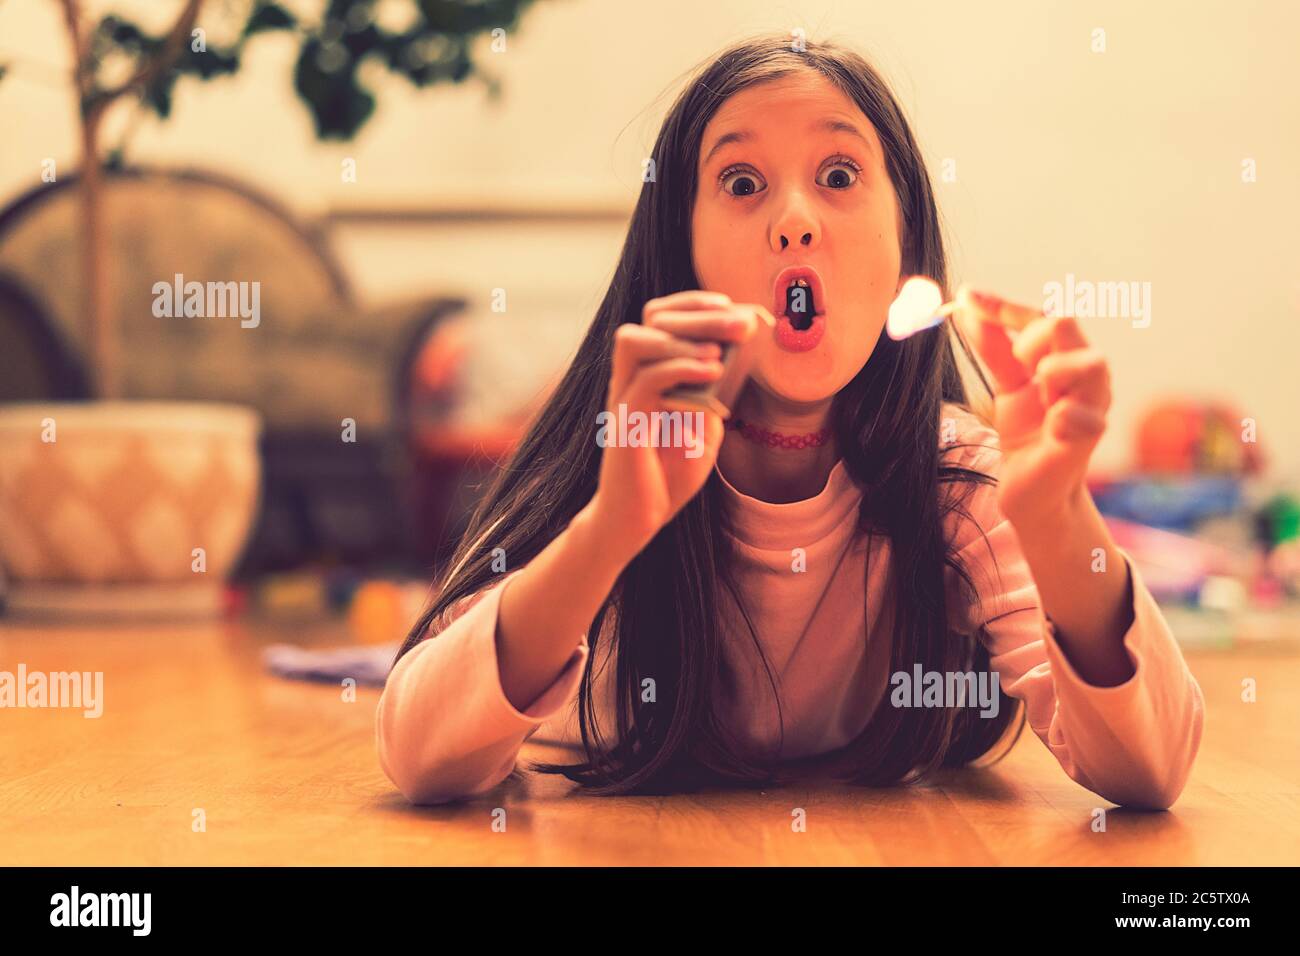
[727,417,832,450]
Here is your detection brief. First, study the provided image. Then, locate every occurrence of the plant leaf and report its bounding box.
[244,2,297,37]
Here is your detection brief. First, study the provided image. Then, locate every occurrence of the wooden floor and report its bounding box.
[1,614,1297,866]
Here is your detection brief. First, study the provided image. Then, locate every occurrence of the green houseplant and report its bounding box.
[0,0,537,615]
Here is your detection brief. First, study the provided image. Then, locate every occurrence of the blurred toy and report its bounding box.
[1255,493,1300,546]
[347,580,430,646]
[263,643,394,687]
[323,567,363,611]
[348,581,402,645]
[1105,516,1247,603]
[1090,475,1242,532]
[1090,397,1269,533]
[1251,493,1300,601]
[222,584,248,618]
[1135,398,1265,476]
[1266,539,1300,595]
[255,572,330,617]
[1198,575,1248,613]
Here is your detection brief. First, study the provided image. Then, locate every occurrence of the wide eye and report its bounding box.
[817,159,860,189]
[720,166,766,197]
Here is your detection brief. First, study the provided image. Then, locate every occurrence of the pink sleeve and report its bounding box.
[947,431,1205,810]
[375,569,589,805]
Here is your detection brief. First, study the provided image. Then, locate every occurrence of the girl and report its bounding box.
[377,34,1204,808]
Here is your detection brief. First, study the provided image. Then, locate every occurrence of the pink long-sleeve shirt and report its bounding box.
[377,403,1205,808]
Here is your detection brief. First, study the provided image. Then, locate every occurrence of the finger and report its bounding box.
[611,325,721,402]
[1012,315,1090,377]
[624,357,724,407]
[650,405,725,454]
[617,324,724,363]
[1045,395,1107,445]
[644,290,733,318]
[1035,348,1112,410]
[956,307,1030,393]
[644,308,755,343]
[966,288,1042,333]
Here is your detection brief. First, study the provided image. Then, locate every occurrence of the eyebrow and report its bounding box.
[701,118,873,167]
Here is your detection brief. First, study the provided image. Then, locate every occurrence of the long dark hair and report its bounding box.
[393,33,1026,795]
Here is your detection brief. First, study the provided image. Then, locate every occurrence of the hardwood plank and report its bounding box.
[1,618,1296,865]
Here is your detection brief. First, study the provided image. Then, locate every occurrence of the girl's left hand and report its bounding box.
[955,291,1111,525]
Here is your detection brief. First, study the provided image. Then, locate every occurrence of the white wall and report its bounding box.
[2,0,1297,477]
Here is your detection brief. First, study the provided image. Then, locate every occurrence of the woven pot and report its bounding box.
[0,401,261,617]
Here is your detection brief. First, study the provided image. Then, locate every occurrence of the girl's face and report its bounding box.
[691,71,904,406]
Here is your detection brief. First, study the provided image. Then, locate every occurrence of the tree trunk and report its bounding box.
[78,106,117,399]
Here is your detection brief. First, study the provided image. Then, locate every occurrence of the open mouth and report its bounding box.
[785,278,818,330]
[772,266,827,352]
[773,267,826,327]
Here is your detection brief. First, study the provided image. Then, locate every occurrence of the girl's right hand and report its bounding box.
[587,290,760,561]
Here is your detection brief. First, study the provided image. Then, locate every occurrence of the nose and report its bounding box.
[769,191,820,253]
